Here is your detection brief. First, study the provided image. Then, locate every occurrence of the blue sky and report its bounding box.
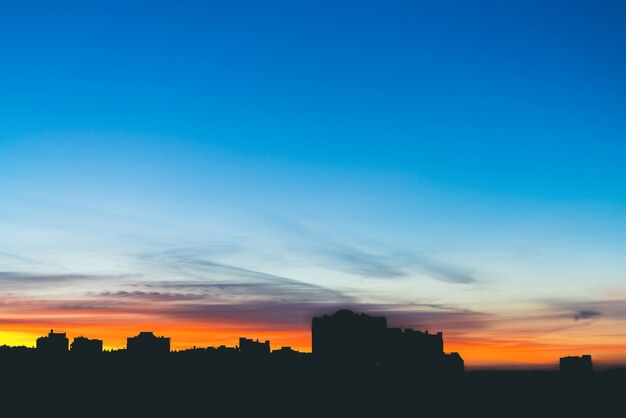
[0,1,625,365]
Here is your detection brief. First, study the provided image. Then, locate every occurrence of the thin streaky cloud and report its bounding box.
[0,272,133,290]
[141,250,355,301]
[268,216,477,283]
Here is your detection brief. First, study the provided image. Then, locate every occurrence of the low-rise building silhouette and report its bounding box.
[239,337,270,355]
[273,346,298,355]
[272,346,306,361]
[312,309,463,373]
[444,352,464,373]
[36,329,69,354]
[127,332,170,355]
[71,336,103,355]
[560,355,592,373]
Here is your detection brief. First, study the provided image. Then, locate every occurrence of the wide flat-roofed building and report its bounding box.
[312,310,463,373]
[36,330,69,354]
[71,336,103,355]
[127,332,170,355]
[560,355,592,373]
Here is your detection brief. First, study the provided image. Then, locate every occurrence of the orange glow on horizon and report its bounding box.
[3,318,626,369]
[2,300,626,369]
[0,319,313,353]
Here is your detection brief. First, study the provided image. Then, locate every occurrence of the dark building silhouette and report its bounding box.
[213,345,238,354]
[127,332,170,355]
[560,355,592,373]
[312,309,463,373]
[312,309,388,364]
[273,346,298,355]
[239,337,270,355]
[36,329,69,354]
[4,310,623,417]
[71,336,103,355]
[444,352,465,373]
[272,346,307,362]
[384,327,444,366]
[0,345,33,353]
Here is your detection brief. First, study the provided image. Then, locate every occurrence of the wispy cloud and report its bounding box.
[543,298,626,322]
[0,272,130,291]
[573,310,602,321]
[269,217,477,283]
[140,249,354,302]
[0,264,484,332]
[409,255,476,284]
[0,252,54,268]
[93,290,207,302]
[0,251,359,329]
[0,291,489,331]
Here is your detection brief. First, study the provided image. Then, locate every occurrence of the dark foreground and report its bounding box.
[0,354,623,416]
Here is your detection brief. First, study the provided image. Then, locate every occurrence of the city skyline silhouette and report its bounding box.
[1,5,625,416]
[0,308,621,416]
[0,309,606,372]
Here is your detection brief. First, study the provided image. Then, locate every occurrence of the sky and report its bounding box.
[0,0,625,368]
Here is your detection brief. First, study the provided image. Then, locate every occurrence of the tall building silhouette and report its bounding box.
[127,332,170,355]
[36,329,69,354]
[312,309,463,373]
[71,336,103,354]
[312,309,388,364]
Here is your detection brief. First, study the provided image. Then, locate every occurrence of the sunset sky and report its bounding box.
[1,0,625,369]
